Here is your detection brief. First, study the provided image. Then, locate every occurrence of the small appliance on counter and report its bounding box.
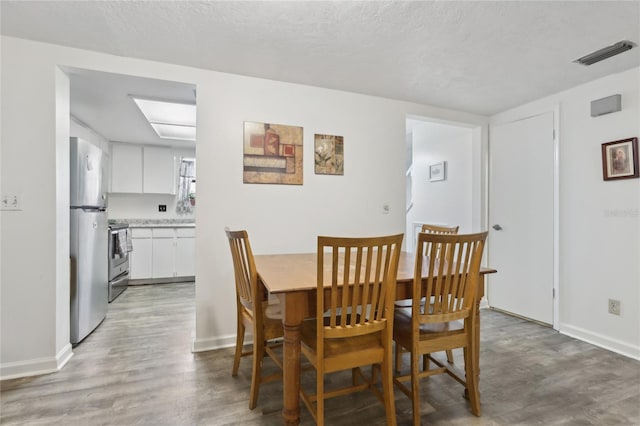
[108,223,132,302]
[70,137,108,344]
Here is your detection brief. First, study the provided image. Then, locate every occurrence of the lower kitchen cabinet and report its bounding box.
[175,229,196,277]
[130,226,195,281]
[130,228,152,279]
[152,230,176,278]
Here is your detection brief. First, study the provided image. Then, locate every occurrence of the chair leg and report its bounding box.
[382,349,397,426]
[395,342,403,373]
[249,338,264,410]
[317,368,325,426]
[410,351,421,426]
[446,349,454,364]
[463,346,481,416]
[232,319,245,376]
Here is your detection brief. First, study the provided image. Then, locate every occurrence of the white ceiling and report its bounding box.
[2,1,639,121]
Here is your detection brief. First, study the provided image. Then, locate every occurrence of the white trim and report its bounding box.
[560,324,640,361]
[56,343,74,371]
[0,344,74,380]
[0,344,73,381]
[192,334,238,353]
[552,104,560,331]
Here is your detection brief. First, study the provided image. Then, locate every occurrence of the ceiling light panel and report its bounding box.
[132,97,196,141]
[150,123,197,141]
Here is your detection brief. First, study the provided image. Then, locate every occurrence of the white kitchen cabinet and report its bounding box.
[130,228,152,279]
[111,144,143,193]
[175,229,196,277]
[129,227,195,280]
[143,147,176,194]
[151,228,176,278]
[110,144,176,194]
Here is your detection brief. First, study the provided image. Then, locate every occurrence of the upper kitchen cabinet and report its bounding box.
[111,143,143,193]
[143,146,176,194]
[110,143,176,195]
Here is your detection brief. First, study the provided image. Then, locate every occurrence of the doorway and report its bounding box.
[405,118,483,252]
[66,68,198,344]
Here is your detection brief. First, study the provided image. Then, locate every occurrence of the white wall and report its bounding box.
[406,122,475,250]
[491,67,640,359]
[0,36,487,377]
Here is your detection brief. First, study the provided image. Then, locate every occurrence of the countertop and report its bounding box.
[108,219,195,228]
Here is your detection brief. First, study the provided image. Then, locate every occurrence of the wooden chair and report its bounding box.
[225,229,284,410]
[393,231,488,426]
[395,224,460,369]
[299,234,404,426]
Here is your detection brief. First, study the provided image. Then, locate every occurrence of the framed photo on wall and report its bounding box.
[429,161,446,182]
[601,137,639,181]
[314,134,344,175]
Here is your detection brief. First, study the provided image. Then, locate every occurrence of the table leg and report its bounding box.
[475,276,484,390]
[470,276,484,415]
[279,292,305,425]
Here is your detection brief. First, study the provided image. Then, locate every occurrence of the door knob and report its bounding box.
[492,224,502,231]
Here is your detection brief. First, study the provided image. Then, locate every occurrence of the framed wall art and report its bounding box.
[243,121,303,185]
[601,137,638,181]
[314,134,344,175]
[429,161,446,182]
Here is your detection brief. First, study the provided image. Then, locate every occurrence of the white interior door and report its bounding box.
[488,112,555,325]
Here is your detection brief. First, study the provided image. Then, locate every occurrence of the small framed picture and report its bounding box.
[429,161,446,182]
[601,137,639,181]
[314,134,344,175]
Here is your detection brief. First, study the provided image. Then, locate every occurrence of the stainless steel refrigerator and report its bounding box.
[70,137,108,344]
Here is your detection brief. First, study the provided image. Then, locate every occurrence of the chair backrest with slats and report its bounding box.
[421,224,459,259]
[412,232,488,325]
[317,234,404,341]
[226,229,259,316]
[421,224,459,235]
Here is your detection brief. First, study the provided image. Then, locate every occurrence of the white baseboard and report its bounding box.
[56,343,74,370]
[0,344,74,381]
[192,334,240,353]
[193,305,496,353]
[560,323,640,361]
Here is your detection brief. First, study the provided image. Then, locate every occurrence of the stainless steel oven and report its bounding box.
[108,223,131,302]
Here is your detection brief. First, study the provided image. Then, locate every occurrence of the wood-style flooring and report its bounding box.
[1,282,639,425]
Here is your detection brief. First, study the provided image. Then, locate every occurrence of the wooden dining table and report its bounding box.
[254,251,497,425]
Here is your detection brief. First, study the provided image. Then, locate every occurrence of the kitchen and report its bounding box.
[69,68,197,344]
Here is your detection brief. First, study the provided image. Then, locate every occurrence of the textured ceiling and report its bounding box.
[1,1,639,116]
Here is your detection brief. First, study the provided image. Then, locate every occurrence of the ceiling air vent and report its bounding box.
[574,40,636,66]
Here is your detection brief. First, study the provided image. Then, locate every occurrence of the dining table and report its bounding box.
[254,251,497,425]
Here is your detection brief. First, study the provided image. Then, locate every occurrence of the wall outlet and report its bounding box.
[1,193,22,211]
[608,299,621,315]
[158,204,167,212]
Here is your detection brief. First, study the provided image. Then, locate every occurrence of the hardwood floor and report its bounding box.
[2,282,639,425]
